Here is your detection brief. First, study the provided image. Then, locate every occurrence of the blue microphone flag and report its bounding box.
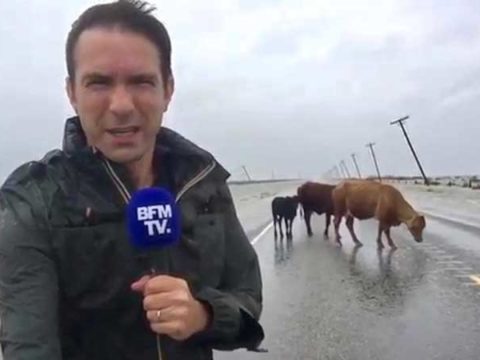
[127,187,181,249]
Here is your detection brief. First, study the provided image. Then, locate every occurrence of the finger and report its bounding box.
[144,275,189,295]
[131,275,152,292]
[143,293,170,311]
[143,290,189,311]
[150,321,188,341]
[146,306,188,323]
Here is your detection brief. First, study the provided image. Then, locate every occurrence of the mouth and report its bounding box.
[106,126,140,138]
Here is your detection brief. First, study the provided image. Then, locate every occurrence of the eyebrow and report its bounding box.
[81,72,159,84]
[81,72,113,85]
[128,73,159,84]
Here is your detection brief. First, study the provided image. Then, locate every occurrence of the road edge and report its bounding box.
[423,210,480,235]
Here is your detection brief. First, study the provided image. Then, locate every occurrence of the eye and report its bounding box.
[131,76,157,87]
[87,80,106,86]
[137,80,156,87]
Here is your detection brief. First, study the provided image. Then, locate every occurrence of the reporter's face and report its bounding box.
[67,28,174,164]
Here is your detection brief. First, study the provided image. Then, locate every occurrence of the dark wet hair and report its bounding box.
[66,0,172,83]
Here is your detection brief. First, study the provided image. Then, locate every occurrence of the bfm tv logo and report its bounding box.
[137,205,173,236]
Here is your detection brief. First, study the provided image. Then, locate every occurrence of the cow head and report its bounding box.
[407,215,426,242]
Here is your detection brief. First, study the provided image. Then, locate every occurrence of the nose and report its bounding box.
[416,236,423,243]
[109,85,134,117]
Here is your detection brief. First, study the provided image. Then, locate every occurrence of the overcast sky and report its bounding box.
[1,0,480,181]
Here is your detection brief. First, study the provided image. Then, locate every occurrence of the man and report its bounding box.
[0,1,264,359]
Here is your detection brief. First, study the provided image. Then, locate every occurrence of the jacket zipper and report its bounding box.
[102,158,217,203]
[101,157,217,360]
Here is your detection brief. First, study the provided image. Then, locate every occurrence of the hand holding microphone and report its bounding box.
[131,274,210,340]
[127,187,211,341]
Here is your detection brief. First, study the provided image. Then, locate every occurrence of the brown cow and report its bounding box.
[297,182,335,238]
[332,180,426,249]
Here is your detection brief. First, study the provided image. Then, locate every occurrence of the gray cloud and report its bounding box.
[1,0,480,182]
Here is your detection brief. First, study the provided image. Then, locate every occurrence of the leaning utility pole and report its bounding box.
[334,165,341,179]
[341,160,351,178]
[366,142,382,182]
[351,153,362,178]
[338,163,346,178]
[390,115,429,186]
[242,165,252,181]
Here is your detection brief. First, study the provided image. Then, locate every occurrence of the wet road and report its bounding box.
[217,188,480,360]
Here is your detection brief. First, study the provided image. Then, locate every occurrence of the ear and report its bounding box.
[419,215,426,227]
[162,75,175,112]
[412,215,425,228]
[66,77,78,114]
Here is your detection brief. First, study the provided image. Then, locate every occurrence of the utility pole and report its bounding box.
[338,163,346,178]
[366,142,382,182]
[351,153,362,178]
[242,165,252,181]
[341,160,351,178]
[390,115,429,186]
[334,165,341,179]
[329,168,334,179]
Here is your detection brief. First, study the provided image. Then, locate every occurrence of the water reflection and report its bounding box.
[377,247,398,276]
[274,236,293,264]
[345,245,421,315]
[348,244,363,266]
[347,245,397,274]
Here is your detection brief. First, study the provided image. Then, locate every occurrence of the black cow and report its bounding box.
[271,196,299,239]
[297,182,335,238]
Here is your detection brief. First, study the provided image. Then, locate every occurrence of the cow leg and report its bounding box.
[285,217,292,239]
[334,214,343,246]
[377,223,385,250]
[304,209,313,237]
[288,218,293,238]
[346,215,362,246]
[384,227,397,249]
[273,216,278,239]
[324,212,331,239]
[280,217,285,239]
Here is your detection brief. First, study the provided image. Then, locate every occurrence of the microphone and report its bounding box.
[127,187,181,272]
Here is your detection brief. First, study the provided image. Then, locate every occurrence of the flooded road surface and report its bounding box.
[217,187,480,360]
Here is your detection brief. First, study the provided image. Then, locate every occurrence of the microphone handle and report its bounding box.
[148,248,170,275]
[156,335,164,360]
[147,249,170,360]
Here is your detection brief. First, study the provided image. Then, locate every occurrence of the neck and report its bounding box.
[126,150,155,189]
[398,200,416,223]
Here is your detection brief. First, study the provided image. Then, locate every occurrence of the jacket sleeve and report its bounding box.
[0,188,61,359]
[192,182,264,351]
